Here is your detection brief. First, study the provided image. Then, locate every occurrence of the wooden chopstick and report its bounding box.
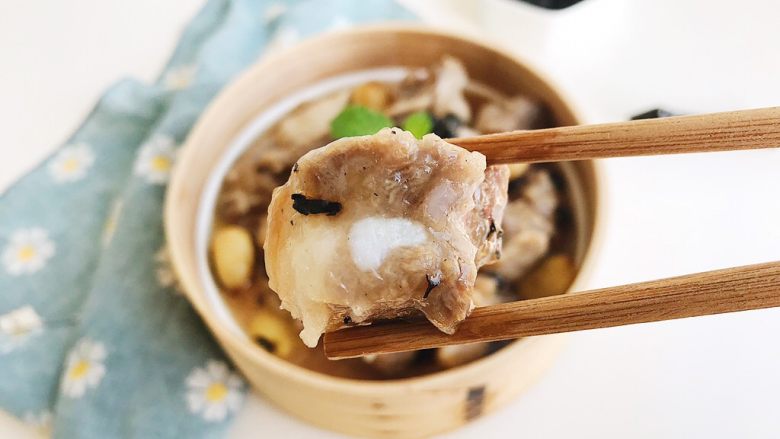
[450,107,780,164]
[323,261,780,359]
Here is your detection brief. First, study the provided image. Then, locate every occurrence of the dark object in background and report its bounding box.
[631,108,676,120]
[517,0,585,10]
[432,114,462,138]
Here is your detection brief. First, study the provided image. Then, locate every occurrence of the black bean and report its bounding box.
[291,193,342,216]
[549,170,567,191]
[256,336,277,353]
[508,174,529,197]
[555,206,573,230]
[432,114,461,138]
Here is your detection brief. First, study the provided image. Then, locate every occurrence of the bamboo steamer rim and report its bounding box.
[165,24,606,395]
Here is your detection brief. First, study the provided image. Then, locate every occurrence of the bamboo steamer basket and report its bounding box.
[165,25,603,438]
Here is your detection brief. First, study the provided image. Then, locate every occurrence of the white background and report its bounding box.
[2,0,780,437]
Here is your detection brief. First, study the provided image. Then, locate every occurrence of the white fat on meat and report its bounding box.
[348,217,428,272]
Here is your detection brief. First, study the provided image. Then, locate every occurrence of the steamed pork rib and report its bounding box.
[264,128,509,347]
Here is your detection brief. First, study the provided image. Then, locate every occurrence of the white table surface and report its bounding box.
[2,0,780,437]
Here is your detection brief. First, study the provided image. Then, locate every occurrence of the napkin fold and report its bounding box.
[0,0,414,437]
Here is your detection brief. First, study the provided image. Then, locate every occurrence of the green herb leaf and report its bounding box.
[330,105,393,139]
[402,111,433,139]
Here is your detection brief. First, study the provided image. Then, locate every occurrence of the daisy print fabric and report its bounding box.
[0,306,43,353]
[23,410,53,435]
[2,228,55,276]
[155,244,184,294]
[0,0,415,437]
[134,134,178,184]
[164,65,198,91]
[48,143,95,183]
[186,360,245,422]
[61,338,107,398]
[101,199,124,247]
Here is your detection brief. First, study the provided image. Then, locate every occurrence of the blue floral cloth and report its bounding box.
[0,1,414,437]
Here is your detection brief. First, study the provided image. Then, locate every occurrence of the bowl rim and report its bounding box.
[165,23,606,394]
